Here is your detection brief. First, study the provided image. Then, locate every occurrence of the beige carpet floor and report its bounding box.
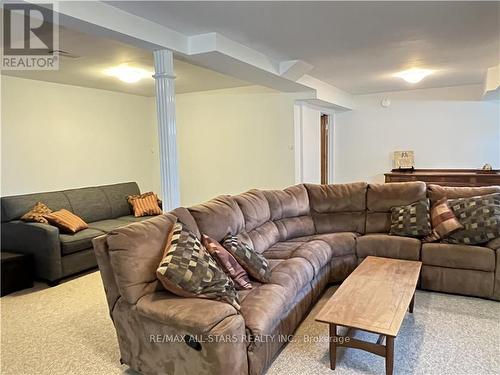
[1,271,499,375]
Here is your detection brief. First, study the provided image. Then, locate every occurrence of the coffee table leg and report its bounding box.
[385,336,394,375]
[409,292,415,313]
[329,324,337,370]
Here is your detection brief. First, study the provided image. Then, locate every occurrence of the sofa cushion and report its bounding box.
[305,182,367,234]
[88,219,131,233]
[106,214,177,305]
[240,257,314,343]
[189,195,245,242]
[1,191,72,222]
[60,228,105,255]
[261,185,315,241]
[157,222,240,310]
[427,184,500,204]
[262,241,303,259]
[291,240,331,276]
[293,232,358,257]
[136,291,238,334]
[389,199,431,238]
[366,182,427,233]
[234,190,271,232]
[117,215,155,223]
[262,185,310,220]
[243,221,280,254]
[421,243,495,272]
[63,187,112,223]
[170,207,201,239]
[100,182,139,218]
[356,233,421,260]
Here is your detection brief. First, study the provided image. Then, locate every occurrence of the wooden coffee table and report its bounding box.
[315,256,422,375]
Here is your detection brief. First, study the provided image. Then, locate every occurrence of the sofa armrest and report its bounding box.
[487,238,500,251]
[137,291,239,334]
[1,221,62,281]
[134,291,248,375]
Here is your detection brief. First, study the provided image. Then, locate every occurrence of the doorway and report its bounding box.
[320,113,329,184]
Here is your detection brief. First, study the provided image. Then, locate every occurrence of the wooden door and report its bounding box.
[320,114,329,184]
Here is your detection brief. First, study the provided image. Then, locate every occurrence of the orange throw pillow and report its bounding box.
[43,209,88,233]
[128,193,163,217]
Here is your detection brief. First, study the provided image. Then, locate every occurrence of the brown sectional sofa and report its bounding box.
[92,181,500,375]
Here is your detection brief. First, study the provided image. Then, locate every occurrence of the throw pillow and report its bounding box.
[390,199,431,238]
[43,209,88,233]
[202,234,252,290]
[222,234,271,283]
[156,221,240,310]
[444,193,500,245]
[423,198,464,242]
[128,192,163,217]
[127,192,162,208]
[20,202,52,224]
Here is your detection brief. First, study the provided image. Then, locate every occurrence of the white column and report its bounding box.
[153,49,180,211]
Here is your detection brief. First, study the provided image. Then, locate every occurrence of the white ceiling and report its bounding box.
[2,25,250,96]
[108,1,500,94]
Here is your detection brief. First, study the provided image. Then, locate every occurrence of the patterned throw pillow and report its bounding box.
[127,192,163,217]
[444,193,500,245]
[222,235,271,283]
[156,221,240,310]
[20,202,52,224]
[202,235,252,290]
[43,209,88,233]
[390,199,431,238]
[423,198,464,242]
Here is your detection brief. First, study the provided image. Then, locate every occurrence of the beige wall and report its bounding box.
[1,78,300,207]
[176,86,299,206]
[1,76,160,196]
[334,85,500,183]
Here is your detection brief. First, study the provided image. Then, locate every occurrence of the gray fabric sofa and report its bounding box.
[1,182,155,285]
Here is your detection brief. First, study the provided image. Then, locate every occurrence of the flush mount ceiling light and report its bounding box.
[104,65,152,83]
[395,68,434,84]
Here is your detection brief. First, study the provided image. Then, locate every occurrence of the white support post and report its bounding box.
[153,49,180,211]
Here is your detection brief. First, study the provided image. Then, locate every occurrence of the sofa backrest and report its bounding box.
[261,184,315,241]
[366,181,426,233]
[305,182,367,234]
[427,184,500,204]
[104,213,177,305]
[188,195,245,242]
[1,182,140,223]
[233,189,280,253]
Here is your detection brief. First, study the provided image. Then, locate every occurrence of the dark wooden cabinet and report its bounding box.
[385,169,500,187]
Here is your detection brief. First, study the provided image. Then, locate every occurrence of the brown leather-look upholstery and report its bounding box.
[366,181,427,233]
[305,182,367,234]
[189,195,245,242]
[427,184,500,204]
[356,233,421,261]
[93,181,500,375]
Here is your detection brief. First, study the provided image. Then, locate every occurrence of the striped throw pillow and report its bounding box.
[128,193,163,217]
[423,198,464,242]
[43,209,88,233]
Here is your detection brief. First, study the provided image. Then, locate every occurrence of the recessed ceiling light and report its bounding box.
[104,65,152,83]
[396,68,434,84]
